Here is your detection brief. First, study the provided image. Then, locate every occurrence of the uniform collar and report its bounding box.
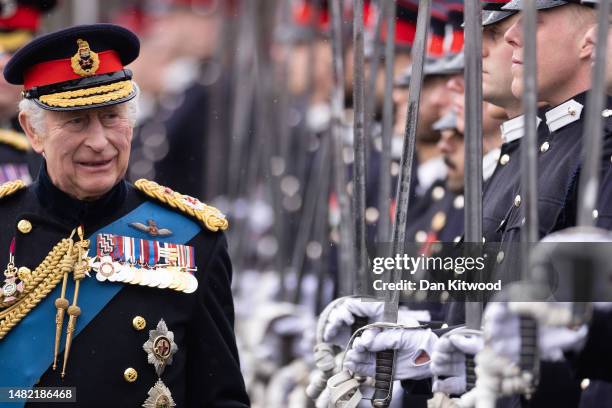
[545,93,587,133]
[500,114,542,144]
[33,162,127,226]
[483,148,501,182]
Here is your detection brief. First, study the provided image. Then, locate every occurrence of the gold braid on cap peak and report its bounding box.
[0,180,26,199]
[0,130,30,152]
[134,179,229,232]
[38,80,133,108]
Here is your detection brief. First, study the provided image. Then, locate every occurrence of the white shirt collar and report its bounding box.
[416,156,447,196]
[483,148,501,182]
[499,114,542,144]
[545,99,583,133]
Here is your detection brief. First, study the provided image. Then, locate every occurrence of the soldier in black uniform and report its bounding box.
[0,0,55,184]
[0,24,249,407]
[478,1,612,406]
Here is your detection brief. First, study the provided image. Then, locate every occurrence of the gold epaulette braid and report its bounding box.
[0,180,26,199]
[0,130,30,152]
[0,238,75,340]
[134,179,229,232]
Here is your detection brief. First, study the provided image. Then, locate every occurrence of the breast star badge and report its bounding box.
[142,379,176,408]
[143,319,178,376]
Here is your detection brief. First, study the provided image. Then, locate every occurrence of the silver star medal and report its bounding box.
[142,379,176,408]
[143,319,178,376]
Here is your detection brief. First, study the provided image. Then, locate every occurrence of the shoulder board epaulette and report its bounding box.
[134,179,228,232]
[0,130,30,152]
[0,180,26,200]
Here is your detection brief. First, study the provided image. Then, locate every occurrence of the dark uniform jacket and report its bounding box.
[482,115,548,243]
[494,93,612,281]
[0,166,250,407]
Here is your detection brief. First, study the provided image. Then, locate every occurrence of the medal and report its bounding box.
[184,273,198,294]
[143,319,178,376]
[1,239,24,304]
[142,379,176,408]
[90,234,198,293]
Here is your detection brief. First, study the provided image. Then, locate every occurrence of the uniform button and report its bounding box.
[432,211,447,232]
[499,154,510,166]
[540,141,550,153]
[568,107,577,116]
[453,236,461,243]
[17,267,31,281]
[454,195,464,209]
[415,230,427,243]
[497,251,505,264]
[432,186,445,201]
[132,316,146,331]
[365,207,380,224]
[514,195,522,207]
[593,209,599,219]
[124,367,138,383]
[441,323,449,329]
[581,378,590,390]
[17,219,32,234]
[390,162,400,176]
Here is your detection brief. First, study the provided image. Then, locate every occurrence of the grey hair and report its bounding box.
[17,81,141,135]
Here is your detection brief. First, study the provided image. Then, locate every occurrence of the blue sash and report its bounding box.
[0,202,201,405]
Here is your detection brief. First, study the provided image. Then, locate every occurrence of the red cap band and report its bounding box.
[293,3,330,31]
[450,30,464,53]
[381,19,416,47]
[0,6,40,31]
[23,50,124,89]
[428,35,445,56]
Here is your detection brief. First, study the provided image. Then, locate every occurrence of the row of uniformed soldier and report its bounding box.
[306,0,612,407]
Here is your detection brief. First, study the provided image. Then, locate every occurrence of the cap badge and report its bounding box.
[71,39,100,77]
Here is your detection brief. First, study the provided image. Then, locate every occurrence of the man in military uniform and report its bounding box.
[0,0,56,184]
[0,24,249,407]
[473,1,612,406]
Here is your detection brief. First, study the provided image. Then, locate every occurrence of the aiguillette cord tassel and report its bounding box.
[53,228,76,371]
[61,226,88,378]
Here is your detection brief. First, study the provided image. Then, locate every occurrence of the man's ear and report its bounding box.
[18,110,44,154]
[580,25,597,61]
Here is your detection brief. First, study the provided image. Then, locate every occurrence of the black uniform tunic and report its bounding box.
[0,166,250,407]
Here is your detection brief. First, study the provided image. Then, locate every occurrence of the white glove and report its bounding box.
[431,332,484,395]
[322,297,429,347]
[343,327,438,380]
[322,298,384,346]
[484,302,588,362]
